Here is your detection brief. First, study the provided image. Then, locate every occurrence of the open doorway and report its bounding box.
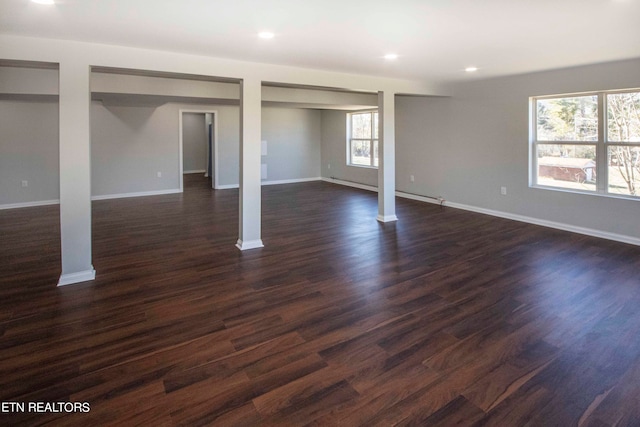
[179,109,218,191]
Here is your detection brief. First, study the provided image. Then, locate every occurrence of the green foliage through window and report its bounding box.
[532,90,640,198]
[348,111,378,168]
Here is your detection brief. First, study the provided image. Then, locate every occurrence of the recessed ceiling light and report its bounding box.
[258,32,275,39]
[465,66,478,73]
[31,0,54,4]
[384,53,399,61]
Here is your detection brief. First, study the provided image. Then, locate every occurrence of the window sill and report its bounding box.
[347,164,378,170]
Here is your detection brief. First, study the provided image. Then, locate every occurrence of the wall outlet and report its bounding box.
[328,163,331,169]
[157,172,162,178]
[21,180,28,188]
[410,175,415,182]
[501,186,507,195]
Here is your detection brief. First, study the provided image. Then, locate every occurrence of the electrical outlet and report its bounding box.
[501,186,507,196]
[21,180,28,188]
[328,163,331,169]
[157,172,162,178]
[410,175,415,182]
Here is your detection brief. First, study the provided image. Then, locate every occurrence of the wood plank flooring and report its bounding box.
[1,174,640,426]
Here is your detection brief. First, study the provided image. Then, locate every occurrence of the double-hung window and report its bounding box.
[531,89,640,198]
[348,110,378,168]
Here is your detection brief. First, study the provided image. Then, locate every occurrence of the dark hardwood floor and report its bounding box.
[2,174,640,426]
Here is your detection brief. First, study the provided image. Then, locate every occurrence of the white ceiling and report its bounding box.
[1,0,639,84]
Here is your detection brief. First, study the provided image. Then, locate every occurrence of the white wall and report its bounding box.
[182,112,208,173]
[262,107,321,182]
[0,99,59,206]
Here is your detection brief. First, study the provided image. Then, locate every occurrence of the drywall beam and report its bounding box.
[377,90,398,222]
[58,59,95,286]
[236,78,264,250]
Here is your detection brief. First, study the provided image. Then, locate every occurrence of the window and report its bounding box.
[348,110,378,167]
[531,89,640,198]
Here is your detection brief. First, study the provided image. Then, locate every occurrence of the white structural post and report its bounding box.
[377,90,398,222]
[57,60,95,286]
[236,78,264,250]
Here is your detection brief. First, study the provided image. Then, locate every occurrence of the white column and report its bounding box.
[236,78,264,250]
[57,60,95,286]
[377,90,398,222]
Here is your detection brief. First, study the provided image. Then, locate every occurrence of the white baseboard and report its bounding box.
[216,177,322,190]
[0,190,183,208]
[261,177,321,186]
[321,177,378,192]
[0,199,60,210]
[58,267,96,286]
[440,199,640,247]
[236,239,264,250]
[323,177,640,247]
[91,189,181,201]
[183,170,206,174]
[377,214,398,223]
[395,191,443,205]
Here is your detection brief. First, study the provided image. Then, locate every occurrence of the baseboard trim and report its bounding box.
[58,267,96,287]
[323,177,640,247]
[91,189,182,201]
[395,191,443,206]
[440,200,640,247]
[377,214,398,223]
[236,239,264,250]
[216,177,322,190]
[321,177,378,192]
[0,199,60,210]
[261,177,322,186]
[183,170,206,174]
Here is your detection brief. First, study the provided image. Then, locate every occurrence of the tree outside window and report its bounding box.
[348,111,378,168]
[532,90,640,198]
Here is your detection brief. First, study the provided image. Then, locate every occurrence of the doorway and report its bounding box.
[179,109,218,191]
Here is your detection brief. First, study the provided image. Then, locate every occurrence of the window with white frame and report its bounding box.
[348,110,378,168]
[531,89,640,198]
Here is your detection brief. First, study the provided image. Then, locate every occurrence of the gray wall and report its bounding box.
[395,96,451,197]
[90,102,322,197]
[0,99,59,205]
[215,106,240,187]
[182,112,208,173]
[322,60,640,238]
[439,58,640,239]
[321,58,640,240]
[0,67,58,95]
[321,109,377,186]
[91,101,181,196]
[91,101,241,196]
[262,107,321,181]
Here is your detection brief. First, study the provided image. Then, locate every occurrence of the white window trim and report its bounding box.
[347,110,378,168]
[530,88,640,201]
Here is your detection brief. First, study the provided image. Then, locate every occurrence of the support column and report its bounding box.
[57,60,95,286]
[377,90,398,222]
[236,78,264,250]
